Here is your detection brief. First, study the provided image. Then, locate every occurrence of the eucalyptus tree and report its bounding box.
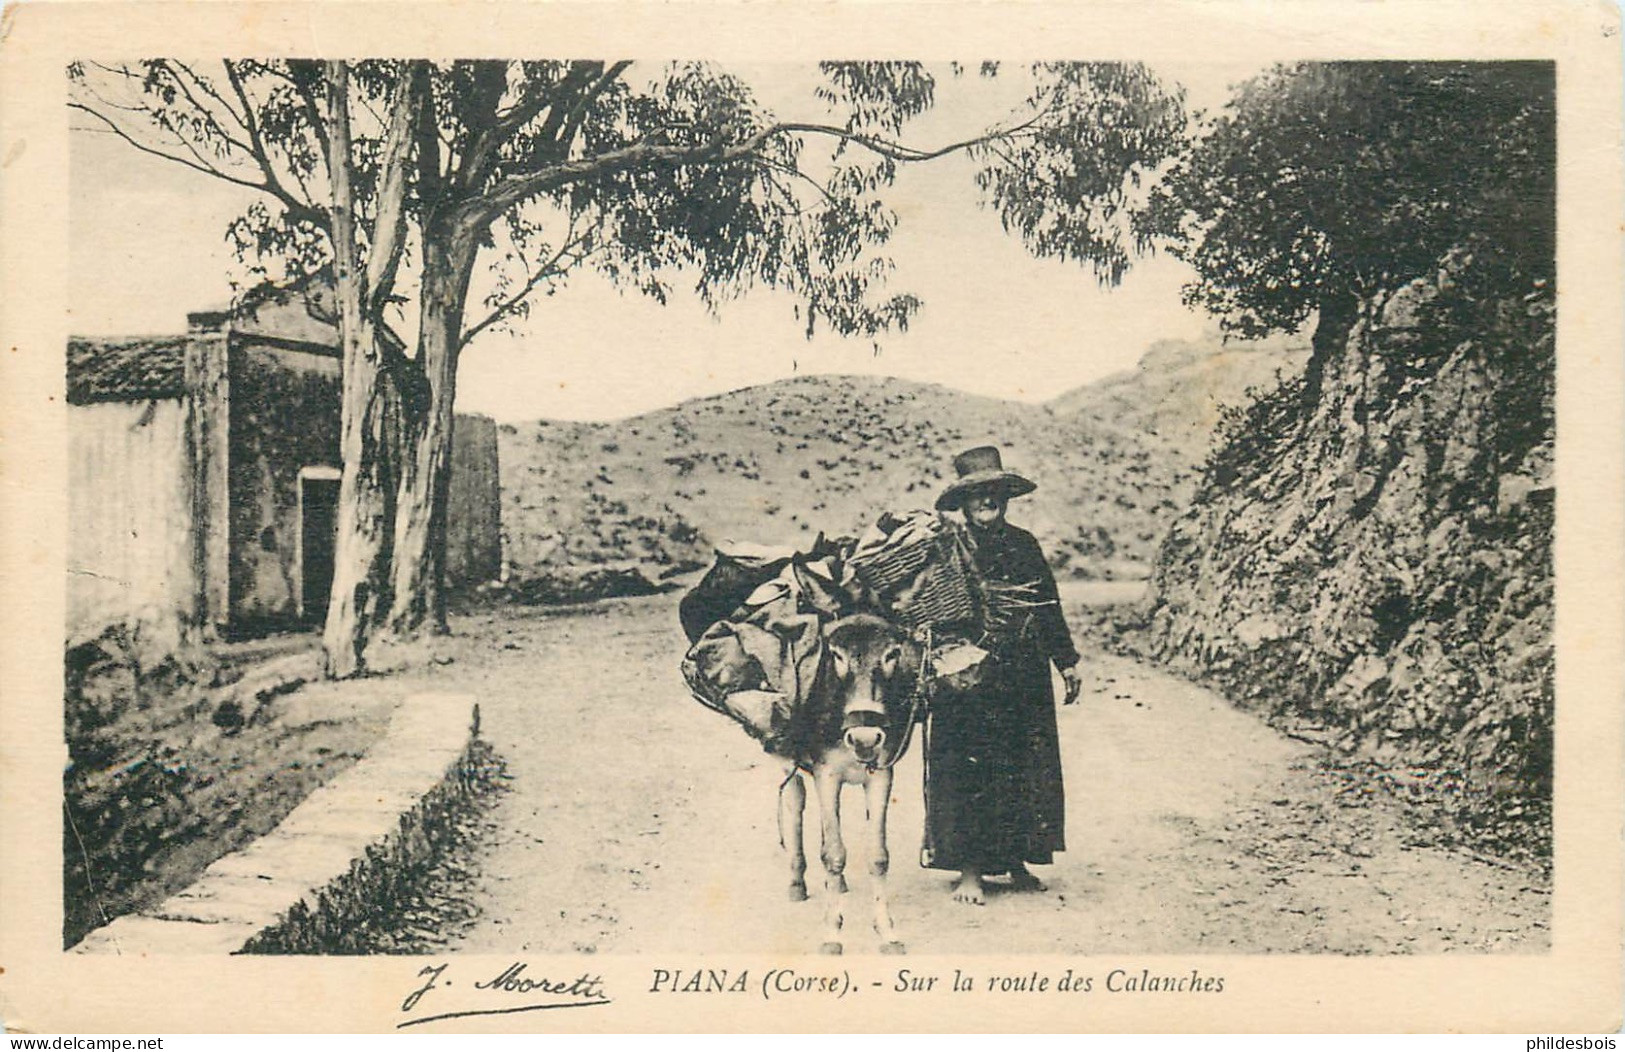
[72,58,418,675]
[70,59,1187,674]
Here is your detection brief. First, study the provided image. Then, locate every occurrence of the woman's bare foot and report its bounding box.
[951,870,985,905]
[1007,865,1047,893]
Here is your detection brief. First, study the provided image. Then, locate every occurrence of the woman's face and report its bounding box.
[964,490,1008,529]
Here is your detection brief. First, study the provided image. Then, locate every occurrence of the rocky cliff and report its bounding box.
[1145,265,1554,855]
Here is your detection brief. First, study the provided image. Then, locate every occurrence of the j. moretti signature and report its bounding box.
[399,961,611,1029]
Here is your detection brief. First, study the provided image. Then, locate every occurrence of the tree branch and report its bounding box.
[752,155,837,209]
[456,61,603,194]
[364,64,422,317]
[774,119,1030,162]
[415,66,447,220]
[500,63,592,142]
[526,62,602,162]
[450,60,514,192]
[161,61,256,156]
[457,264,554,349]
[157,104,244,177]
[222,61,270,156]
[286,62,333,177]
[458,224,597,348]
[459,116,1022,234]
[86,60,143,82]
[69,101,270,196]
[553,61,630,158]
[220,61,324,226]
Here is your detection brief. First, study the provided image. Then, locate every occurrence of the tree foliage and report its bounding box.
[71,59,1189,347]
[972,62,1188,286]
[1142,62,1556,338]
[68,57,1189,655]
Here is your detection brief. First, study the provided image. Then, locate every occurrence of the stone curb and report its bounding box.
[74,692,478,955]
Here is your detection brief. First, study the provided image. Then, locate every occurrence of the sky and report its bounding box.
[68,62,1261,422]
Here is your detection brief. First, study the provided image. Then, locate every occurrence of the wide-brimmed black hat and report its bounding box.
[935,445,1037,511]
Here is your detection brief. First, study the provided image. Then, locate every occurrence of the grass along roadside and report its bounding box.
[63,627,394,948]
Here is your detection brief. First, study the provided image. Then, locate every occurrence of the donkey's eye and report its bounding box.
[880,646,901,678]
[831,650,850,678]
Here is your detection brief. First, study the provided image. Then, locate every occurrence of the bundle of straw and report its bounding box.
[978,577,1056,641]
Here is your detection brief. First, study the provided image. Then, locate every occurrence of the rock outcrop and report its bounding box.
[1146,264,1554,853]
[1051,330,1310,466]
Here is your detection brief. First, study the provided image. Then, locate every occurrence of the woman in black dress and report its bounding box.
[923,446,1082,905]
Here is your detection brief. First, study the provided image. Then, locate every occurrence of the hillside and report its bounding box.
[494,336,1308,594]
[1145,269,1554,859]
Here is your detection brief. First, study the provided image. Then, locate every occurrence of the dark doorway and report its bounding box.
[300,475,340,624]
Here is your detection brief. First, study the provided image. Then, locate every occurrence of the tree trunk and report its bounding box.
[320,60,418,677]
[385,226,477,637]
[323,357,400,677]
[1300,287,1360,409]
[320,61,385,677]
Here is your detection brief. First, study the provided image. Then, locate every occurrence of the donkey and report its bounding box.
[777,613,923,955]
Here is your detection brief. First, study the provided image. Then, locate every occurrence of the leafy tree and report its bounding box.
[70,60,1187,672]
[71,59,417,675]
[1141,62,1555,354]
[972,62,1187,285]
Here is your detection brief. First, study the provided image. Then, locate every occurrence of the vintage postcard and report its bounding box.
[1,0,1621,1035]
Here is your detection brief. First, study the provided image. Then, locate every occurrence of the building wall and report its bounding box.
[184,336,232,634]
[227,341,342,628]
[67,399,195,643]
[222,338,501,624]
[231,287,340,347]
[446,414,502,589]
[69,327,502,640]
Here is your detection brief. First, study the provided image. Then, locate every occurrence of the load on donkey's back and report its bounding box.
[679,505,1006,761]
[675,445,1079,949]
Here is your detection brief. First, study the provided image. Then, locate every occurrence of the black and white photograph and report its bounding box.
[1,0,1621,1036]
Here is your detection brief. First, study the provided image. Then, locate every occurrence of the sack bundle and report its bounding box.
[678,533,848,644]
[679,512,994,752]
[680,549,849,753]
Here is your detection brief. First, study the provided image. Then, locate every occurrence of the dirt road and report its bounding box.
[437,585,1548,956]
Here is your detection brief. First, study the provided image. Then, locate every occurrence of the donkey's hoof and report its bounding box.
[880,941,907,955]
[819,941,844,955]
[788,882,808,902]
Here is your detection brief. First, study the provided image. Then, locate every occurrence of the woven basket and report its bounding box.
[890,541,977,630]
[849,536,933,593]
[848,513,981,630]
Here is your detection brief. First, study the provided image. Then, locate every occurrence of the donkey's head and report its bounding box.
[820,613,919,766]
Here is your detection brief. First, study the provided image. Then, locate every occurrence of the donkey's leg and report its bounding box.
[864,767,904,953]
[779,765,808,902]
[814,764,847,954]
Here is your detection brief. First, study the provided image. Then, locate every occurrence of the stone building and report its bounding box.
[67,283,501,643]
